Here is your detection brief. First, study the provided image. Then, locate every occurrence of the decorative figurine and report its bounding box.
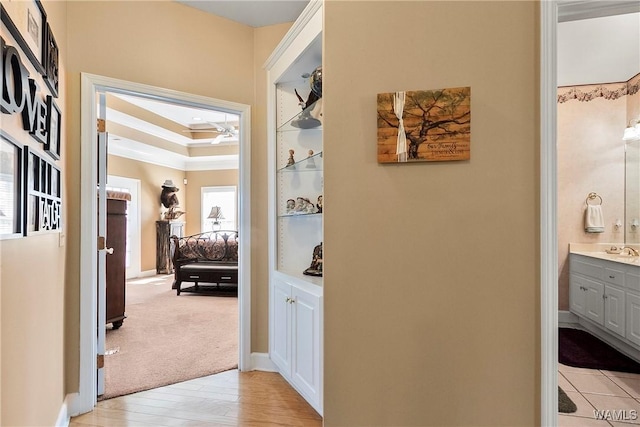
[286,199,296,214]
[316,195,323,213]
[160,180,185,220]
[294,197,316,214]
[291,66,323,129]
[287,149,295,167]
[303,242,323,277]
[306,149,316,169]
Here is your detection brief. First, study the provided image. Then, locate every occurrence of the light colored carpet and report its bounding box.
[102,274,238,399]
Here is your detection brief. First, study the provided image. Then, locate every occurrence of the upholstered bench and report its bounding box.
[170,231,238,296]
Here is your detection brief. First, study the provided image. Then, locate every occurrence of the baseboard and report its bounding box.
[250,352,278,372]
[558,310,579,327]
[55,393,77,427]
[138,269,158,278]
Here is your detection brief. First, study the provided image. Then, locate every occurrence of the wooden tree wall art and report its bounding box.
[377,87,471,163]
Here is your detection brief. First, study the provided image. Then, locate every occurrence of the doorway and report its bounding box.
[74,73,252,414]
[541,1,640,424]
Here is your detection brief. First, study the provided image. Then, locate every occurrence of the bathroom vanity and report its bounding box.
[570,244,640,359]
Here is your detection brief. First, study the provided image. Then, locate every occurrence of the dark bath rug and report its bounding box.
[559,327,640,374]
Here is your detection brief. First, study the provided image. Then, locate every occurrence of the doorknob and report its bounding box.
[105,247,114,255]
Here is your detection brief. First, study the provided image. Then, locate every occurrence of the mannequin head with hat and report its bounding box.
[160,179,180,210]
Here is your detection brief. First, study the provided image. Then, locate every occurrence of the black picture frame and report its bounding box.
[0,131,24,239]
[43,22,58,97]
[45,96,61,159]
[0,1,47,76]
[25,149,61,234]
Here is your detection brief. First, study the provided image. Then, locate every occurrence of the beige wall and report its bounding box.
[107,155,186,272]
[64,0,258,399]
[323,2,539,425]
[0,1,547,425]
[557,81,634,310]
[0,1,68,425]
[184,169,239,236]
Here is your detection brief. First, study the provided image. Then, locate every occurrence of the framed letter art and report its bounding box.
[0,0,47,75]
[45,96,60,159]
[0,132,24,239]
[43,22,58,96]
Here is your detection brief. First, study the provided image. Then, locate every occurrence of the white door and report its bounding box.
[605,285,626,338]
[569,276,587,316]
[96,91,108,396]
[271,279,292,373]
[291,286,321,405]
[585,279,605,326]
[626,293,640,346]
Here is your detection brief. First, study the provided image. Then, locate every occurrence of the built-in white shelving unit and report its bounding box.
[265,0,323,416]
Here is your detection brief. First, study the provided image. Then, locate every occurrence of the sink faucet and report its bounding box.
[621,247,640,256]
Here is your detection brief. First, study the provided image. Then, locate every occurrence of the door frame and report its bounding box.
[540,1,640,424]
[73,73,252,414]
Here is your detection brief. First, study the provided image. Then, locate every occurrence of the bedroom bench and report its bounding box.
[170,230,238,296]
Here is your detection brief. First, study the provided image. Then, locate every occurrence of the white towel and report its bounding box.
[585,205,604,233]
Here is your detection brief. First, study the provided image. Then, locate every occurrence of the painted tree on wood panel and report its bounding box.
[377,87,471,163]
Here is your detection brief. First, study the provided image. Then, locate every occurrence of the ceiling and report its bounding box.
[558,11,640,86]
[175,0,310,28]
[107,1,310,171]
[108,3,638,171]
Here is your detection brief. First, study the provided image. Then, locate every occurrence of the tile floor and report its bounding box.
[559,363,640,426]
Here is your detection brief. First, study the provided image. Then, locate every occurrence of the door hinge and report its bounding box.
[98,236,106,251]
[97,354,104,369]
[97,118,106,133]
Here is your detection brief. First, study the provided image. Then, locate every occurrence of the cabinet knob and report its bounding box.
[105,247,114,255]
[609,275,615,279]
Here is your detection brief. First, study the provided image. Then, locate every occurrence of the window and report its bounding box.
[201,186,237,232]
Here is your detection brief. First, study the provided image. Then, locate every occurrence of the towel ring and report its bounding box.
[586,192,603,206]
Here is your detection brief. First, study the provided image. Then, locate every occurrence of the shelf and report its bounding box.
[275,268,323,288]
[278,212,322,219]
[277,99,323,132]
[278,151,323,172]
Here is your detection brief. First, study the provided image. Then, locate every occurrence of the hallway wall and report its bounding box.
[323,2,539,425]
[0,1,68,425]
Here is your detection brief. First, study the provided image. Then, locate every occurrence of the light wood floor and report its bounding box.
[70,369,322,426]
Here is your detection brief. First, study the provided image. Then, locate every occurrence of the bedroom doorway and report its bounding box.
[76,73,252,413]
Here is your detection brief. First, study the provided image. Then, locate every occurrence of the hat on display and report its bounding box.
[162,180,178,190]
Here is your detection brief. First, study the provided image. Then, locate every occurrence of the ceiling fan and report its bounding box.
[182,117,239,144]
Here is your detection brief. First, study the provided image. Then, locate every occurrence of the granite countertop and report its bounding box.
[569,243,640,266]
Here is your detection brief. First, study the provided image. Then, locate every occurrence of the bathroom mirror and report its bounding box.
[626,139,640,244]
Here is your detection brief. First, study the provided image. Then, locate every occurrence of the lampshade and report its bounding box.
[207,206,224,221]
[623,126,639,141]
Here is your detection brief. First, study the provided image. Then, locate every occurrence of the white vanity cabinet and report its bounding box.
[570,253,640,351]
[265,0,323,416]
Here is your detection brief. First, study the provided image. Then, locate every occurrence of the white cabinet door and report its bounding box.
[271,280,292,374]
[605,285,626,338]
[570,275,587,316]
[584,279,605,325]
[291,286,321,407]
[626,293,640,347]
